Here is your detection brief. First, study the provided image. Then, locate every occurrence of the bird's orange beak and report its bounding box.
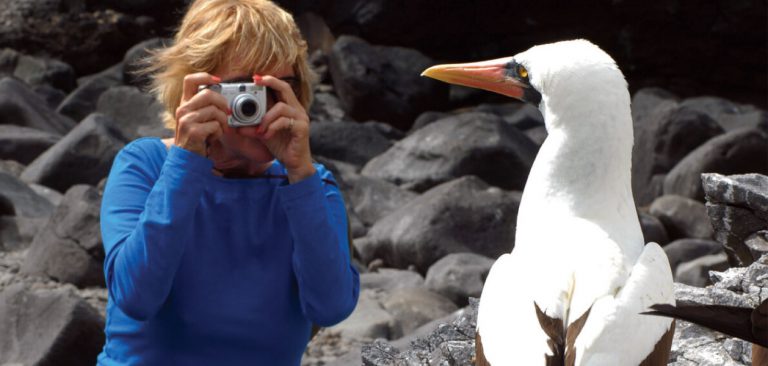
[421,57,527,100]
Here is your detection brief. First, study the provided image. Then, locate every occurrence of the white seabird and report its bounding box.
[422,39,676,365]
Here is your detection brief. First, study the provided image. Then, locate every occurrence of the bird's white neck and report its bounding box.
[516,84,643,256]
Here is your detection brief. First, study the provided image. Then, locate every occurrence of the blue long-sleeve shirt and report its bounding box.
[97,137,359,365]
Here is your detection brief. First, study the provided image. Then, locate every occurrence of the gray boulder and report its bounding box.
[346,175,418,226]
[664,253,768,365]
[632,101,724,206]
[33,84,67,110]
[328,35,449,130]
[361,121,405,142]
[409,111,450,134]
[380,287,458,339]
[0,172,54,218]
[57,63,123,122]
[21,113,127,192]
[639,212,670,246]
[123,38,171,90]
[310,121,393,166]
[362,112,537,193]
[0,159,24,177]
[295,12,336,55]
[0,283,104,366]
[425,253,494,307]
[0,216,46,251]
[664,238,723,274]
[0,77,75,134]
[328,289,399,341]
[524,125,548,147]
[631,88,679,119]
[675,252,730,287]
[356,176,521,273]
[0,0,156,75]
[21,185,104,288]
[0,124,60,164]
[0,49,76,92]
[679,96,768,132]
[360,298,478,366]
[663,128,768,201]
[703,173,768,267]
[649,195,714,240]
[475,102,544,131]
[96,85,172,140]
[360,268,425,291]
[310,92,346,122]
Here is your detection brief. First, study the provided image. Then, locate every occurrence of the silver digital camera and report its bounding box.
[198,82,267,127]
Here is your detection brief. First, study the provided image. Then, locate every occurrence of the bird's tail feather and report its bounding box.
[643,302,767,347]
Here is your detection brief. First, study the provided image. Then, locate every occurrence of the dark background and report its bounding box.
[1,0,766,107]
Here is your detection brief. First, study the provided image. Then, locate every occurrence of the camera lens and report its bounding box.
[240,99,257,117]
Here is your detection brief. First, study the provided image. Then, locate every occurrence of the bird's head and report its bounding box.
[422,39,624,111]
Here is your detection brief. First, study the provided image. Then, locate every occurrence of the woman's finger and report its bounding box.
[176,88,230,121]
[263,116,301,140]
[177,105,228,134]
[182,73,221,103]
[260,102,296,130]
[255,75,301,108]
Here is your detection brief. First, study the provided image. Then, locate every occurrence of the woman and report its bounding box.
[97,0,359,364]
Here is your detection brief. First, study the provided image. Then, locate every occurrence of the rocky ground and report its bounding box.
[0,1,766,365]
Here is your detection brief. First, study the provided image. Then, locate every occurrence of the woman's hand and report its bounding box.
[174,73,229,157]
[240,75,315,183]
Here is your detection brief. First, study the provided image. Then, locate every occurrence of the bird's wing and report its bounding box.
[573,242,675,365]
[476,251,568,365]
[477,217,637,365]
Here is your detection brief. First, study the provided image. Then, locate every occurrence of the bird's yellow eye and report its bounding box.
[518,65,528,79]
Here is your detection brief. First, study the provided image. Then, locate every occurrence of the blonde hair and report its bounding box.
[142,0,315,130]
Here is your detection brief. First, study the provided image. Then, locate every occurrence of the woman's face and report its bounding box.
[206,60,296,173]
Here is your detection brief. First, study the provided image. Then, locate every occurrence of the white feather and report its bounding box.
[476,39,675,365]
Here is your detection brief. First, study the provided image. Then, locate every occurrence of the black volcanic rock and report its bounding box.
[409,111,450,134]
[0,171,54,218]
[33,84,67,110]
[425,253,494,307]
[703,173,768,267]
[345,175,418,227]
[639,212,670,246]
[0,216,46,251]
[632,100,725,206]
[57,63,124,122]
[0,77,75,135]
[122,38,171,90]
[679,96,768,132]
[362,112,537,193]
[282,1,766,107]
[95,85,171,140]
[20,113,127,193]
[663,238,723,274]
[328,35,449,130]
[21,185,104,288]
[310,120,393,166]
[0,0,156,75]
[356,176,521,273]
[309,92,346,122]
[12,54,76,93]
[649,195,714,240]
[0,125,60,164]
[0,283,104,366]
[360,298,478,366]
[663,128,768,201]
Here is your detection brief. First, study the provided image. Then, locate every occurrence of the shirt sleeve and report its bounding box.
[100,143,212,320]
[278,166,360,327]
